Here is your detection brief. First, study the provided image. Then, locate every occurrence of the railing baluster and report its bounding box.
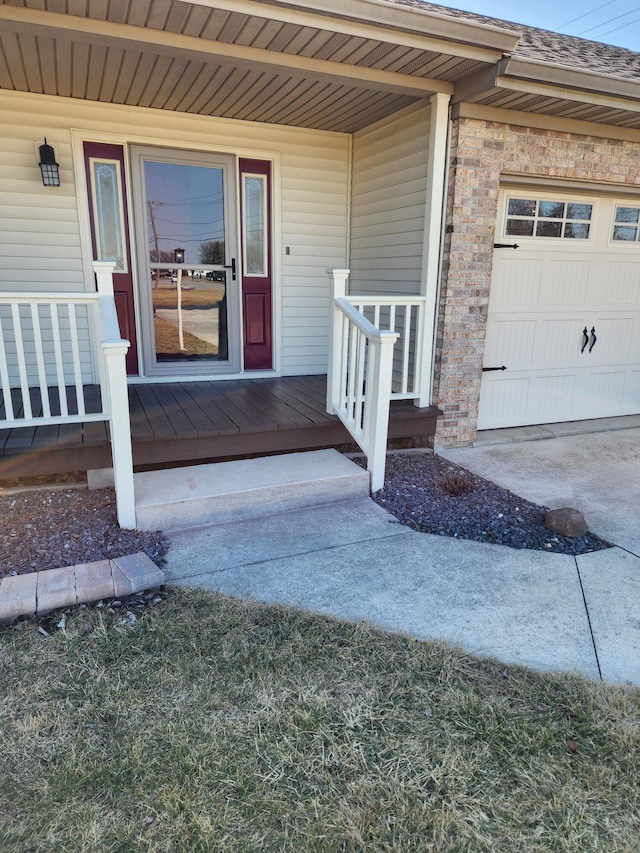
[50,303,69,418]
[0,314,14,421]
[11,303,32,420]
[67,303,86,417]
[30,303,51,419]
[401,305,411,395]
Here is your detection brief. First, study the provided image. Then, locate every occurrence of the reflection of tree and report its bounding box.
[150,248,177,263]
[616,207,639,223]
[508,199,535,216]
[199,240,225,265]
[538,202,565,219]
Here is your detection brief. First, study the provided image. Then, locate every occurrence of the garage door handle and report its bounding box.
[493,243,519,249]
[581,327,589,353]
[483,366,507,372]
[589,326,597,353]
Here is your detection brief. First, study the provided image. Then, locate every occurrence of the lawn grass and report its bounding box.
[1,588,639,852]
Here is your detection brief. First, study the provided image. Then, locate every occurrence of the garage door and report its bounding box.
[478,188,640,429]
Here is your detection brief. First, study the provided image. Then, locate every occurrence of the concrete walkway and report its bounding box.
[163,493,640,687]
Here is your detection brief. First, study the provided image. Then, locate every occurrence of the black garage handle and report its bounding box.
[589,326,597,353]
[581,327,589,353]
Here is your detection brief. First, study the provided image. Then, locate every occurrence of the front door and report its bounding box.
[131,147,240,376]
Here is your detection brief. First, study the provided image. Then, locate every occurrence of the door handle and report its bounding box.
[589,326,597,353]
[224,258,236,281]
[493,243,519,249]
[581,327,589,353]
[482,366,507,372]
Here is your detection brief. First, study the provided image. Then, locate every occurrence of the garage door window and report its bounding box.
[612,206,640,242]
[505,198,592,239]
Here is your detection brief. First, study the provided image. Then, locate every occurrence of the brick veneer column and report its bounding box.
[432,116,640,447]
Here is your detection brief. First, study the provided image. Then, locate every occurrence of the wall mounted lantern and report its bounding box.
[174,247,185,264]
[38,139,60,187]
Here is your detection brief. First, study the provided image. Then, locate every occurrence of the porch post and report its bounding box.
[93,261,136,529]
[417,91,451,407]
[365,330,397,492]
[326,268,350,415]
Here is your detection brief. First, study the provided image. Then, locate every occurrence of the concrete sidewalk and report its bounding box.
[163,497,640,687]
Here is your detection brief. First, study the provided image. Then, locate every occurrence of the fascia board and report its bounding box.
[180,0,520,58]
[498,57,640,104]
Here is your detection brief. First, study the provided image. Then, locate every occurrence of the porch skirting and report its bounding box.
[0,376,440,479]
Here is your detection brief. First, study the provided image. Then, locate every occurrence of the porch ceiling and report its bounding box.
[0,0,507,132]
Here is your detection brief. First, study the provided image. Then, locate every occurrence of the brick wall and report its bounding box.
[432,116,640,446]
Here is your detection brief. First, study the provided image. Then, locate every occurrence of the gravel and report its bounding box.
[0,487,169,579]
[362,452,612,555]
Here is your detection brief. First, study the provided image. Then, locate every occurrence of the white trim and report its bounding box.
[241,173,268,278]
[420,91,451,407]
[127,370,279,384]
[88,157,128,273]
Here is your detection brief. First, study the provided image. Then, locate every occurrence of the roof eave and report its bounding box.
[454,54,640,110]
[180,0,521,54]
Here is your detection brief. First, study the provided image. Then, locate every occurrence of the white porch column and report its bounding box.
[417,91,451,407]
[326,268,350,415]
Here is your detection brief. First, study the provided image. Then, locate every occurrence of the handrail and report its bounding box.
[327,270,399,492]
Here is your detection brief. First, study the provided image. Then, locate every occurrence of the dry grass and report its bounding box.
[1,588,639,852]
[151,283,225,310]
[153,317,219,358]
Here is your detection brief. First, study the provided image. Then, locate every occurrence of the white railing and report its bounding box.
[348,296,427,400]
[0,262,136,528]
[327,269,399,491]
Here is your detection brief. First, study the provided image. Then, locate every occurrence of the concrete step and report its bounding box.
[134,449,370,531]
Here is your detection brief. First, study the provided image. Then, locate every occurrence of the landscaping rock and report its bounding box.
[545,507,589,538]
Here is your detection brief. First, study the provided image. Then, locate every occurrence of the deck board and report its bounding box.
[0,375,440,477]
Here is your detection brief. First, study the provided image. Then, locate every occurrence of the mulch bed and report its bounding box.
[0,488,168,580]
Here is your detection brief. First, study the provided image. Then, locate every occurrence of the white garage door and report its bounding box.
[478,188,640,430]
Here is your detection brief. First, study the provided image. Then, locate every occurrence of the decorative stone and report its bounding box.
[545,508,588,538]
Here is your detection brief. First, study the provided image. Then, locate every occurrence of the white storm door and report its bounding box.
[131,147,239,377]
[479,190,640,429]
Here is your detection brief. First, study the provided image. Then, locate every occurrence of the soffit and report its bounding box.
[0,0,501,131]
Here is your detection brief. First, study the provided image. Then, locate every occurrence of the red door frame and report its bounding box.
[238,158,273,371]
[84,142,138,375]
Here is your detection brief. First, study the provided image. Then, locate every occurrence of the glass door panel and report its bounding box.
[132,148,238,375]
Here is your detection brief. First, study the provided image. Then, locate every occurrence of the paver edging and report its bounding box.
[0,553,165,623]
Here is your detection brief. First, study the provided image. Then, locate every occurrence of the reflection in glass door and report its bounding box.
[132,149,237,374]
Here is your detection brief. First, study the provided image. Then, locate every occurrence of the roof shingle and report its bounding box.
[387,0,640,81]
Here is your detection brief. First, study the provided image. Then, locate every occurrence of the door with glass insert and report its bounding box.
[131,148,239,375]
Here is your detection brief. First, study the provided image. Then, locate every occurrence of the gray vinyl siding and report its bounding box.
[349,104,430,297]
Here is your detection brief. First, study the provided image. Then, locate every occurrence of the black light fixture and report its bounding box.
[38,138,60,187]
[174,247,185,264]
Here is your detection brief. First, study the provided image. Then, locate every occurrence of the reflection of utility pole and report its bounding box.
[147,200,162,288]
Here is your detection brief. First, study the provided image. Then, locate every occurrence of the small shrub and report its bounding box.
[436,469,476,496]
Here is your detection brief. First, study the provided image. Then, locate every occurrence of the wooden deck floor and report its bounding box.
[0,375,440,478]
